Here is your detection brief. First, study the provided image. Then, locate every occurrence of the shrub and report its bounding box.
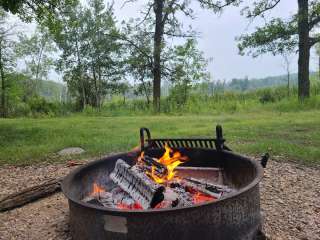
[9,102,31,117]
[259,90,276,104]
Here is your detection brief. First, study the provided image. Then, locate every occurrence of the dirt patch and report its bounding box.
[260,160,320,240]
[0,159,319,240]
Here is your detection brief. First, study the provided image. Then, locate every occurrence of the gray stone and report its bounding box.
[57,147,85,156]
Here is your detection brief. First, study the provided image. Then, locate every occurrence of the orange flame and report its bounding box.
[143,143,188,184]
[91,183,104,196]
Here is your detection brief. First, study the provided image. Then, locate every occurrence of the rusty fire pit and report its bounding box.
[62,125,267,240]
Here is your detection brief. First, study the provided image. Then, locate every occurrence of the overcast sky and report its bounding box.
[11,0,319,82]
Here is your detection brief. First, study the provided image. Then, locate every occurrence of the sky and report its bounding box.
[10,0,319,83]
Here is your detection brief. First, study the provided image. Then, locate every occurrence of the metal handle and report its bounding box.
[216,125,223,140]
[260,153,269,168]
[215,125,225,151]
[140,128,151,151]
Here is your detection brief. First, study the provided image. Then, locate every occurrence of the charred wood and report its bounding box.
[163,187,193,208]
[179,179,223,199]
[140,155,167,176]
[185,177,232,194]
[111,187,136,207]
[110,159,165,209]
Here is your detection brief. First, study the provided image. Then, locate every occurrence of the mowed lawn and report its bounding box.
[1,110,320,166]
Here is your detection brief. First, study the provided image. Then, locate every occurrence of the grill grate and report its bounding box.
[140,125,231,151]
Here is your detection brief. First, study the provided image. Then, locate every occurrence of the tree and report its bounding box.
[55,0,122,109]
[54,2,86,109]
[125,0,244,111]
[281,53,292,96]
[16,26,57,96]
[122,15,210,107]
[0,8,17,117]
[122,18,154,105]
[316,42,320,81]
[82,0,123,108]
[236,0,320,100]
[125,0,207,111]
[112,81,130,103]
[167,39,210,104]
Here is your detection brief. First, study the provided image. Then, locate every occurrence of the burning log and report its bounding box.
[140,155,168,176]
[82,187,140,209]
[177,178,228,199]
[185,177,232,194]
[110,159,165,209]
[111,187,135,206]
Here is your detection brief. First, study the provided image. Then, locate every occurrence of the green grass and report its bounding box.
[1,110,320,166]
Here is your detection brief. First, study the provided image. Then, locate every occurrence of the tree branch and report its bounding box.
[115,34,153,68]
[163,32,198,38]
[244,0,281,18]
[173,2,195,19]
[121,0,138,9]
[162,0,177,25]
[309,36,320,48]
[309,16,320,31]
[198,0,239,12]
[137,3,154,26]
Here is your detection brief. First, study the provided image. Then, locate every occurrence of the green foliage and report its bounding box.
[236,0,320,57]
[167,39,211,104]
[55,0,123,109]
[0,9,18,117]
[16,26,57,94]
[0,0,78,26]
[259,90,276,103]
[238,18,298,57]
[94,83,320,117]
[121,18,153,104]
[3,72,70,117]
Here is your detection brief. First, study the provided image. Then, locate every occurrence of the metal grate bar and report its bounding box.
[146,138,226,150]
[140,125,231,151]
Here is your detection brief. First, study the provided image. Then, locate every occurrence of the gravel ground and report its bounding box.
[0,159,319,240]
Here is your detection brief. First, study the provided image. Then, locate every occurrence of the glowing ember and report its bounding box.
[140,143,188,184]
[192,192,215,204]
[117,203,143,210]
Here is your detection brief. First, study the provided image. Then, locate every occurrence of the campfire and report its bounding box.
[62,125,268,240]
[82,143,232,210]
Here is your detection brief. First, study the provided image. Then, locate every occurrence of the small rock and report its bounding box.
[57,147,85,156]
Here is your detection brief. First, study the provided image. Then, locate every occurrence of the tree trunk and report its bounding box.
[97,64,102,110]
[140,71,150,105]
[287,70,290,97]
[153,0,164,112]
[92,64,99,108]
[0,43,6,118]
[297,0,310,100]
[35,41,45,95]
[143,82,150,105]
[75,31,86,110]
[318,55,320,83]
